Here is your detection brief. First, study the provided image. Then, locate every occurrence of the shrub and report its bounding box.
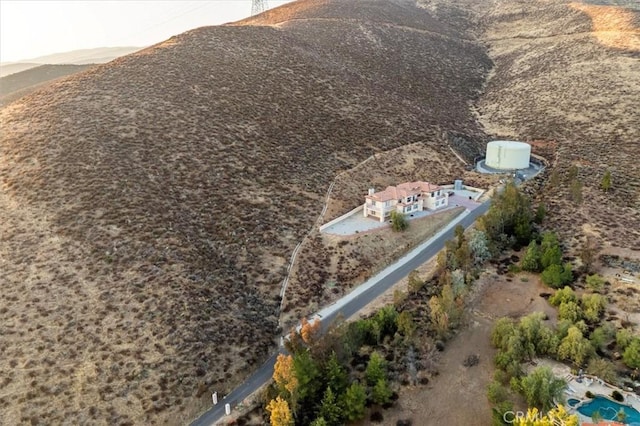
[611,390,624,402]
[370,411,383,423]
[487,380,508,404]
[390,211,408,232]
[585,390,594,399]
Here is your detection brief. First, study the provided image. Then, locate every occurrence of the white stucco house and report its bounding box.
[363,181,449,222]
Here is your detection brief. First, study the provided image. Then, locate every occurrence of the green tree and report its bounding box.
[371,378,393,405]
[374,305,398,340]
[558,326,594,366]
[293,350,321,414]
[558,301,583,324]
[487,380,509,404]
[601,169,612,192]
[549,286,577,307]
[310,417,328,426]
[441,283,459,325]
[397,311,416,339]
[581,293,606,324]
[519,366,567,412]
[590,325,615,352]
[324,352,348,395]
[520,313,558,357]
[492,401,514,426]
[585,274,605,292]
[407,270,423,294]
[541,245,562,270]
[540,232,560,258]
[429,295,449,337]
[534,203,547,224]
[541,263,572,288]
[586,358,617,383]
[521,241,542,272]
[317,387,342,426]
[478,181,534,249]
[468,229,491,266]
[365,352,387,386]
[623,338,640,369]
[390,211,408,232]
[451,269,466,298]
[491,317,517,351]
[343,382,366,422]
[617,328,633,349]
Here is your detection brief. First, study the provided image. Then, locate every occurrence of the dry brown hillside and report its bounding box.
[0,0,490,424]
[473,0,640,252]
[2,0,638,424]
[0,64,95,107]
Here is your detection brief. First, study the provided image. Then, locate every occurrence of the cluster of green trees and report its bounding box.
[617,329,640,370]
[489,312,573,424]
[520,232,573,288]
[266,306,408,425]
[478,182,536,251]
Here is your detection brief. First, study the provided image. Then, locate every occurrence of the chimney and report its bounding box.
[368,188,375,196]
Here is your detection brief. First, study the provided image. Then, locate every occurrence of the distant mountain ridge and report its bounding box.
[0,46,143,77]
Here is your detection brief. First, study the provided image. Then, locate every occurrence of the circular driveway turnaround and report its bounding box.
[191,201,490,426]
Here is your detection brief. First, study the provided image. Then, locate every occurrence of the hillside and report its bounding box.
[0,46,143,77]
[474,0,640,253]
[0,64,95,107]
[0,0,490,424]
[1,0,638,424]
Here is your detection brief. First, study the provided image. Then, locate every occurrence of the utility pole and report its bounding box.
[251,0,268,16]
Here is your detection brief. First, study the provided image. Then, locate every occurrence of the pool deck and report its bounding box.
[527,359,640,424]
[564,373,640,424]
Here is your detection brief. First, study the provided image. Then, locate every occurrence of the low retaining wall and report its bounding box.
[319,205,363,232]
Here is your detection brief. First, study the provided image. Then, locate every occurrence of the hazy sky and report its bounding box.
[0,0,293,63]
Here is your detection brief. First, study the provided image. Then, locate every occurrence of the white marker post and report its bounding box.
[212,392,218,405]
[225,403,231,415]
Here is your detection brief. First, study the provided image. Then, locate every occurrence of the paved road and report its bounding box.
[191,200,490,426]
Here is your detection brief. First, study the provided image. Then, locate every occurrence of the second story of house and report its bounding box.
[365,181,446,212]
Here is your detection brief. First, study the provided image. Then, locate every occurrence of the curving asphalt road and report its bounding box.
[191,200,490,426]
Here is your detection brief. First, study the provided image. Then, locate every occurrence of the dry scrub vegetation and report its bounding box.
[283,207,464,326]
[0,0,491,424]
[474,0,640,253]
[0,64,95,108]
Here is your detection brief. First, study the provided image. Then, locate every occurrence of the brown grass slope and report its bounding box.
[473,0,640,251]
[0,64,95,107]
[0,0,490,424]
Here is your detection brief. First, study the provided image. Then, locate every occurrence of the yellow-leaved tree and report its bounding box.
[512,406,579,426]
[273,354,298,396]
[300,317,321,346]
[266,396,294,426]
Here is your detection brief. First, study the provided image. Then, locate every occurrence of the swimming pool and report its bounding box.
[567,398,580,407]
[576,395,640,424]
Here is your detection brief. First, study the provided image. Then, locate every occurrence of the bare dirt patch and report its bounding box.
[283,207,464,327]
[380,268,556,425]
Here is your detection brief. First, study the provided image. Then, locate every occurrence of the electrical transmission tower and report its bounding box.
[251,0,268,16]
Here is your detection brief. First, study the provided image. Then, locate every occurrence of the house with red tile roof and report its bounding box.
[363,181,448,222]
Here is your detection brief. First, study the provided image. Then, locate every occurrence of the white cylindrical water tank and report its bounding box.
[485,141,531,170]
